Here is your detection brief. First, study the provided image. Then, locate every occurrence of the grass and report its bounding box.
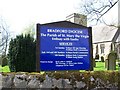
[94,62,106,71]
[0,62,119,72]
[94,61,119,71]
[0,65,10,72]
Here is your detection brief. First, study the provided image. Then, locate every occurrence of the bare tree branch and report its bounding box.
[0,17,10,56]
[80,0,119,26]
[97,0,119,21]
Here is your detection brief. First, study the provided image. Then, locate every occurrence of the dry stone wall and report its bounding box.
[0,71,120,90]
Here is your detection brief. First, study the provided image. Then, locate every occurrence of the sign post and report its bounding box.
[36,21,93,71]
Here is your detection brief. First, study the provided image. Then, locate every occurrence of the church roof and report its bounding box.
[92,25,118,44]
[39,21,87,28]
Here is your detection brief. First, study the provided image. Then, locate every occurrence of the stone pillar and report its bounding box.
[66,13,87,26]
[105,59,108,69]
[105,54,108,69]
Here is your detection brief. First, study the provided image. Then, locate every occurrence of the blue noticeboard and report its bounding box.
[39,23,91,71]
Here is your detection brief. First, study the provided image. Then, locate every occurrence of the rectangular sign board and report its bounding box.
[37,22,92,71]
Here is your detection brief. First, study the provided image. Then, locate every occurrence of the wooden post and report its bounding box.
[89,27,93,71]
[36,24,40,72]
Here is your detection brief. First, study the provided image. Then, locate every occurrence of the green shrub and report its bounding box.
[8,34,36,72]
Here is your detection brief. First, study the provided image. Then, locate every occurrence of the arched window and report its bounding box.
[100,44,105,54]
[96,44,98,55]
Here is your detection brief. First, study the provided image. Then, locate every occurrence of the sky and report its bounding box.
[0,0,81,35]
[0,0,118,36]
[102,1,118,26]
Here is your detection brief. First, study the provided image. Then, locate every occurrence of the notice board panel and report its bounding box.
[36,21,93,71]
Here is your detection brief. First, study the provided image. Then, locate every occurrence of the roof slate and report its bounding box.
[92,25,118,43]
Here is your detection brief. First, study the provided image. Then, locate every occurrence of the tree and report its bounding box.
[8,34,36,72]
[1,54,8,67]
[0,17,10,66]
[22,23,35,38]
[79,0,120,65]
[0,17,10,55]
[80,0,119,26]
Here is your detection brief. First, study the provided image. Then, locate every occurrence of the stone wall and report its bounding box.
[0,71,120,90]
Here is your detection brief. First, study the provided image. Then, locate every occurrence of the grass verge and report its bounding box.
[0,65,10,72]
[1,62,119,72]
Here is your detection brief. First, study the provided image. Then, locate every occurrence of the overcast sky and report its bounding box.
[0,0,118,35]
[0,0,81,35]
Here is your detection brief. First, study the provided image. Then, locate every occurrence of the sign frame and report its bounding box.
[36,21,93,71]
